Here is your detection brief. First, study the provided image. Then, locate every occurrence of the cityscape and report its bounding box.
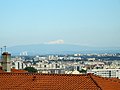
[1,47,120,89]
[1,48,120,78]
[0,0,120,89]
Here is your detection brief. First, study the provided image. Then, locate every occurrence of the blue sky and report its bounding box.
[0,0,120,47]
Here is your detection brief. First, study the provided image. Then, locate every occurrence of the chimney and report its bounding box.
[2,46,11,72]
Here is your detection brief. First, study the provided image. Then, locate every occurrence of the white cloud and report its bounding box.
[45,40,64,44]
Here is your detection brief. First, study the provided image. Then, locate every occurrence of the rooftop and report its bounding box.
[0,67,28,73]
[0,73,120,90]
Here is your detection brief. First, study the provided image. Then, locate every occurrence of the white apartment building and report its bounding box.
[48,55,59,60]
[87,69,120,79]
[11,57,27,69]
[34,60,64,74]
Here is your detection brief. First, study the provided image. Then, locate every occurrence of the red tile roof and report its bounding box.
[0,68,28,73]
[90,74,120,90]
[0,73,101,90]
[11,68,28,73]
[0,73,120,90]
[0,66,5,73]
[0,69,4,73]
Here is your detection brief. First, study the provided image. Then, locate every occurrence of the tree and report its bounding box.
[24,67,37,73]
[79,69,87,73]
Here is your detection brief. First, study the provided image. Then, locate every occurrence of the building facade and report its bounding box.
[87,69,120,79]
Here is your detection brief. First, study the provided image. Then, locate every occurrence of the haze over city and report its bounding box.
[0,0,120,48]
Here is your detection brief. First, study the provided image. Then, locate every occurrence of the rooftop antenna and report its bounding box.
[4,46,7,52]
[0,48,2,59]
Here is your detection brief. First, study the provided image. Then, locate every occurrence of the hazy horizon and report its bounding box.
[0,0,120,48]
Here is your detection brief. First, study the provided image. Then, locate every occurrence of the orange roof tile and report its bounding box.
[0,66,4,73]
[90,74,120,90]
[0,73,120,90]
[0,73,101,90]
[0,69,4,73]
[11,68,28,73]
[0,67,28,73]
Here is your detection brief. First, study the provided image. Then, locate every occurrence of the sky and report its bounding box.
[0,0,120,47]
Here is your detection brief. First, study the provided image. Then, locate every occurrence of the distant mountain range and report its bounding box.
[7,44,120,56]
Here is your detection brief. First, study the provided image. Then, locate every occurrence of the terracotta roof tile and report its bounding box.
[0,69,4,73]
[0,73,120,90]
[0,73,101,90]
[0,67,28,73]
[90,74,120,90]
[11,68,28,73]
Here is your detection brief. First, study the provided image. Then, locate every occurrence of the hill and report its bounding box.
[7,44,120,55]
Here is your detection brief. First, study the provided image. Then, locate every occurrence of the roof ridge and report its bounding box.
[0,73,88,76]
[94,74,120,83]
[88,74,102,90]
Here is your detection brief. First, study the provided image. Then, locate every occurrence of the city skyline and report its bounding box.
[0,0,120,47]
